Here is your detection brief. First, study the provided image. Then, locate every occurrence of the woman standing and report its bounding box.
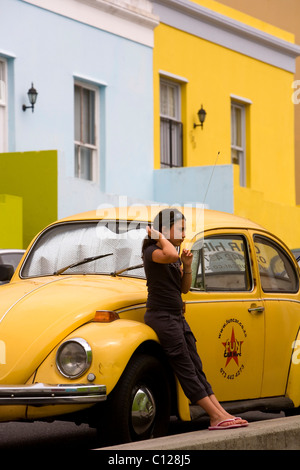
[142,208,248,430]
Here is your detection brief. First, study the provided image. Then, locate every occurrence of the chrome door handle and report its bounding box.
[248,305,264,314]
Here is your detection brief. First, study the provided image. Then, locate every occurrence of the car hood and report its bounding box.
[0,275,146,384]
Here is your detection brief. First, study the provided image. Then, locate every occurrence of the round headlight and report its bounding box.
[56,338,92,379]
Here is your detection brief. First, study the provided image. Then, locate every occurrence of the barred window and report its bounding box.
[231,102,246,187]
[0,59,7,152]
[160,79,182,168]
[74,82,99,181]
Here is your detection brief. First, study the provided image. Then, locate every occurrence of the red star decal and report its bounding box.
[222,327,243,367]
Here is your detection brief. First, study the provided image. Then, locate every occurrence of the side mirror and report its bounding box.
[0,264,15,282]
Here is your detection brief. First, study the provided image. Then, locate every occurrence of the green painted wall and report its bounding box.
[0,150,57,248]
[0,194,23,248]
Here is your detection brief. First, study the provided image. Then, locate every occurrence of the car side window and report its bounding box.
[254,235,299,293]
[190,234,252,292]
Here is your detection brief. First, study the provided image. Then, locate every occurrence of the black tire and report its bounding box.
[101,354,171,445]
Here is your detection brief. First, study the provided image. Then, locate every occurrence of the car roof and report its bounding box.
[57,206,265,238]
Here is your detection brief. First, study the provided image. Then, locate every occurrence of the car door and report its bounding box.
[183,229,264,402]
[251,232,300,397]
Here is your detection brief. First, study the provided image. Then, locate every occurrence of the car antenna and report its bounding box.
[186,151,221,252]
[202,151,221,206]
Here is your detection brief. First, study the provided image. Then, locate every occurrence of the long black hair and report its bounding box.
[142,208,185,256]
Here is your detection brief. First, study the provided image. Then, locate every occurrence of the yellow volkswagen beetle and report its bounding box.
[1,205,300,445]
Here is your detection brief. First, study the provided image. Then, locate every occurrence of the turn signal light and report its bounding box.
[93,310,120,323]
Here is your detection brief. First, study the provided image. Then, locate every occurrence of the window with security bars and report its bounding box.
[160,79,183,168]
[0,59,7,153]
[74,82,99,181]
[231,102,246,187]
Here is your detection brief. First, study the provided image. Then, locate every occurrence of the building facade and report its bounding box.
[1,0,300,251]
[151,0,300,248]
[0,0,158,247]
[217,0,300,205]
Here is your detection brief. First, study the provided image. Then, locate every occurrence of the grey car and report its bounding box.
[0,249,25,284]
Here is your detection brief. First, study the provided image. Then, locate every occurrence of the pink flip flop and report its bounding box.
[234,417,249,427]
[208,418,244,430]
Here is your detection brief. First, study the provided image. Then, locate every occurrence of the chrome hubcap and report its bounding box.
[131,386,156,435]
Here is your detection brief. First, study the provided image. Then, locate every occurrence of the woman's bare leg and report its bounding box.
[195,395,248,427]
[195,396,235,428]
[208,394,248,425]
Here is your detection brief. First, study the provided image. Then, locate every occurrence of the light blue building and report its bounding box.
[0,0,159,245]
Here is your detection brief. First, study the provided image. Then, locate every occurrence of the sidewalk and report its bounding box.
[100,415,300,450]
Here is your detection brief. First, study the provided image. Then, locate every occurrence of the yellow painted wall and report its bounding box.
[0,151,57,248]
[234,166,300,249]
[216,0,300,205]
[153,0,298,247]
[0,195,23,248]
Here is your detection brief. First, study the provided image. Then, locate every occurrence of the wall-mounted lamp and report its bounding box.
[22,83,38,112]
[194,105,207,129]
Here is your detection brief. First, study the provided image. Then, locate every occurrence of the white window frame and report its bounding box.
[0,58,8,153]
[74,81,99,182]
[160,78,183,168]
[231,101,246,187]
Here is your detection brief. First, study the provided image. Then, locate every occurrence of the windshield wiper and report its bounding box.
[111,263,144,277]
[54,253,114,275]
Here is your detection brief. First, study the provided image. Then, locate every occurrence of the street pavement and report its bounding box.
[101,413,300,451]
[0,411,292,450]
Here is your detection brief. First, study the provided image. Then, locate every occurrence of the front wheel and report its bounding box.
[101,354,171,445]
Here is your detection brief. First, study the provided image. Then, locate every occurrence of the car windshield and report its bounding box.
[21,220,147,279]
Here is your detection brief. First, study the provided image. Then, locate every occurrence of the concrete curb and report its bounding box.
[99,415,300,450]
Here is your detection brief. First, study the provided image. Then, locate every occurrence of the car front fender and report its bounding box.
[28,319,191,422]
[34,319,160,396]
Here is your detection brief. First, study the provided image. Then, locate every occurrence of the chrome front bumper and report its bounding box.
[0,383,106,406]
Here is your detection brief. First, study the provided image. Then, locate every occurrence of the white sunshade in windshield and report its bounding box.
[22,222,147,278]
